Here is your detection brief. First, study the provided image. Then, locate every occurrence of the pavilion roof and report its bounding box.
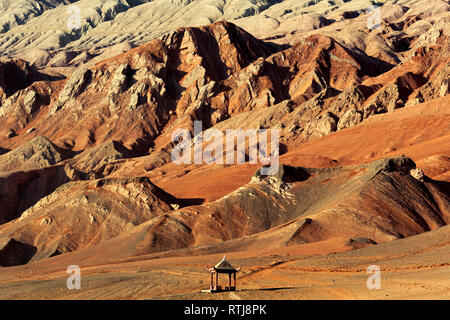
[213,256,238,272]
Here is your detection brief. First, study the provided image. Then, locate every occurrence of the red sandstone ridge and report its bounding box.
[1,21,447,156]
[0,22,284,155]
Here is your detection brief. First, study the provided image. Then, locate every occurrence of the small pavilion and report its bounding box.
[206,256,240,293]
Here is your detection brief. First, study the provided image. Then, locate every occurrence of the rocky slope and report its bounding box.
[0,17,448,154]
[1,0,448,67]
[0,176,180,266]
[0,0,448,285]
[1,153,448,268]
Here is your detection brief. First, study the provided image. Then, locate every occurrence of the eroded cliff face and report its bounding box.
[0,0,448,268]
[1,10,448,153]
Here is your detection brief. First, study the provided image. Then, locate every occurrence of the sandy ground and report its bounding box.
[1,255,448,300]
[0,225,449,300]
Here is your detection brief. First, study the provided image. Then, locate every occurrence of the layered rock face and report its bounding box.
[0,0,448,269]
[1,17,448,153]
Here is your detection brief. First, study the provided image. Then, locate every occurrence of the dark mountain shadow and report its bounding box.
[0,238,37,267]
[178,198,205,207]
[0,147,9,155]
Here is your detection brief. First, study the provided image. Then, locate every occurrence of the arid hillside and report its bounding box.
[0,0,448,300]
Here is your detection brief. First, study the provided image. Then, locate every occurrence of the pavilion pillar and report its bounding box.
[234,272,236,289]
[215,271,218,290]
[228,273,231,289]
[210,271,213,290]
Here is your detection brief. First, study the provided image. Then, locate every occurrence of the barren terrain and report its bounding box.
[0,0,448,300]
